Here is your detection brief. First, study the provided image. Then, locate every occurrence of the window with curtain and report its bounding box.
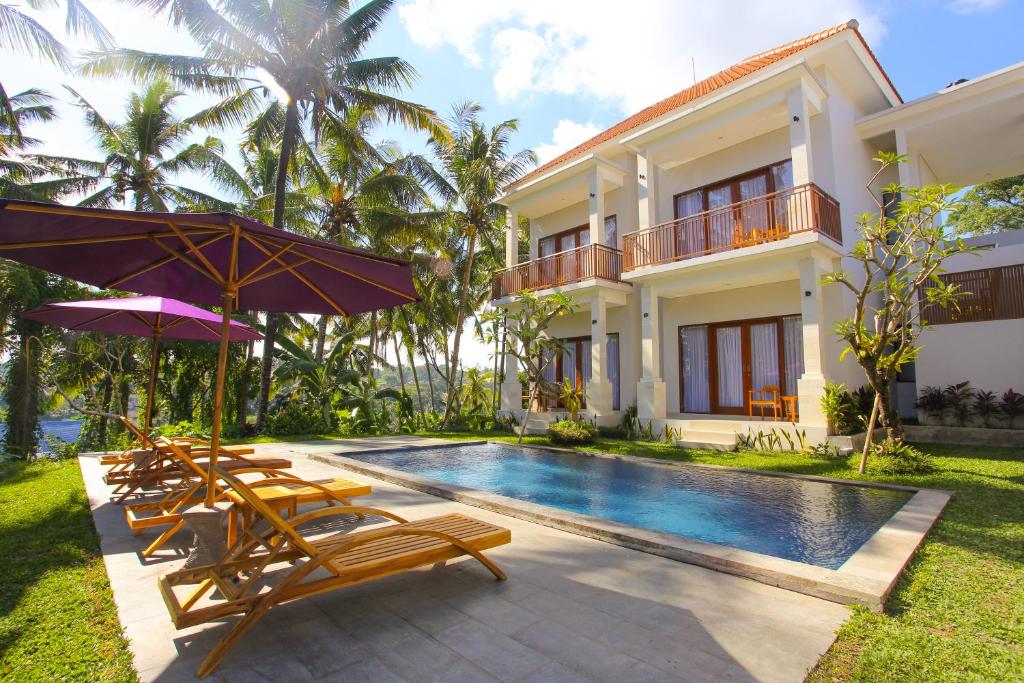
[680,325,710,412]
[604,215,617,248]
[750,322,780,392]
[782,315,803,397]
[715,326,744,408]
[580,339,592,387]
[675,190,705,255]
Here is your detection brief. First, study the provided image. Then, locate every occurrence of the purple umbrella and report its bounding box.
[22,296,263,435]
[0,200,419,505]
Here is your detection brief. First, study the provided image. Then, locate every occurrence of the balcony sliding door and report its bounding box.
[714,325,745,412]
[679,325,710,413]
[674,191,705,258]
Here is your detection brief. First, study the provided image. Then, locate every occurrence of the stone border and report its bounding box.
[312,441,951,611]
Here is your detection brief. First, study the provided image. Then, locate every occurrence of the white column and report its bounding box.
[636,150,658,232]
[787,86,815,186]
[588,294,611,415]
[500,317,522,415]
[637,284,666,420]
[588,171,606,246]
[505,211,519,267]
[797,256,828,428]
[895,129,921,188]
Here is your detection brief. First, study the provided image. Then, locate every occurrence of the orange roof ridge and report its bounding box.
[508,19,898,190]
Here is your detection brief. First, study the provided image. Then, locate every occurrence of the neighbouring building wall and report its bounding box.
[916,231,1024,396]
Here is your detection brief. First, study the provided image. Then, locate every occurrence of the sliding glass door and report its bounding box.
[679,315,804,415]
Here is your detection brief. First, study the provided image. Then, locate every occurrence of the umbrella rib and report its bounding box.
[240,234,348,316]
[104,233,227,289]
[257,231,403,267]
[236,242,296,287]
[249,235,418,303]
[239,257,313,288]
[65,309,125,330]
[149,236,222,285]
[160,317,189,333]
[0,228,220,251]
[166,221,226,286]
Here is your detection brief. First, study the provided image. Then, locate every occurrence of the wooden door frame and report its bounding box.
[678,313,800,415]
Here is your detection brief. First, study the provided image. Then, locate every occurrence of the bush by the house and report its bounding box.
[821,383,863,435]
[265,402,336,436]
[868,438,934,475]
[915,383,1024,429]
[548,419,597,445]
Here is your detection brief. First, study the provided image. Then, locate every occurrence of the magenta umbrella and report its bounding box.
[0,199,419,505]
[22,296,263,435]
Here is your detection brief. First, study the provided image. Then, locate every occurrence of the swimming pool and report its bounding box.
[345,443,912,569]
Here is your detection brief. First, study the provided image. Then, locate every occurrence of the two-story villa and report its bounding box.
[492,20,1024,446]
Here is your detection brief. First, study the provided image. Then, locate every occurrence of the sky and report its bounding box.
[5,0,1024,368]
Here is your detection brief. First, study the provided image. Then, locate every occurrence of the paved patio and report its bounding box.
[80,437,851,683]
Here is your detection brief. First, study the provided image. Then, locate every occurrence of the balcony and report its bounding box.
[623,183,841,272]
[492,243,623,300]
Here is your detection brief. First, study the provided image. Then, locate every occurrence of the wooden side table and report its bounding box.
[781,395,798,422]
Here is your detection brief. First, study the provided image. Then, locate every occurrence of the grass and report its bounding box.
[0,458,136,683]
[411,430,1024,682]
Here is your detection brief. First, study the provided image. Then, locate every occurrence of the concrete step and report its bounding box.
[521,415,554,435]
[674,429,738,452]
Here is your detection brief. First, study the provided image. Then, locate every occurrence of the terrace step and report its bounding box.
[521,415,554,435]
[674,429,738,452]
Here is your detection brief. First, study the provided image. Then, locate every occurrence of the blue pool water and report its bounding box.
[347,443,912,569]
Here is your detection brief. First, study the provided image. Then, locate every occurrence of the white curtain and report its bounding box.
[562,344,576,387]
[604,216,618,248]
[783,316,804,397]
[716,326,744,408]
[580,339,592,388]
[681,326,710,412]
[607,334,620,411]
[707,186,733,250]
[675,190,705,255]
[750,322,780,391]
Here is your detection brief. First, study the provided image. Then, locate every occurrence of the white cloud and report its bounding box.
[398,0,886,114]
[946,0,1008,13]
[533,119,603,163]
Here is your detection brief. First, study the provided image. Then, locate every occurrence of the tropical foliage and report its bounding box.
[0,0,537,457]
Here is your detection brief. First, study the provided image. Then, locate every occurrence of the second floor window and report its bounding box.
[674,159,794,220]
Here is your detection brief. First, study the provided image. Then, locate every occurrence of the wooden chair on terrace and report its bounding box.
[106,418,291,501]
[160,467,511,678]
[123,438,368,558]
[748,385,781,420]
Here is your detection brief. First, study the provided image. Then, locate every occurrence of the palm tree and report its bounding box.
[0,0,111,145]
[0,88,59,199]
[83,0,449,429]
[426,102,535,427]
[31,80,233,210]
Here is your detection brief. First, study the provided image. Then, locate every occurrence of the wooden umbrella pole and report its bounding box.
[205,289,234,507]
[144,331,160,436]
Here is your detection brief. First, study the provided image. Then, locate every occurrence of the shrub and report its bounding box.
[155,420,208,440]
[1002,389,1024,428]
[915,386,946,422]
[42,434,80,460]
[547,419,597,445]
[597,425,628,439]
[821,383,861,435]
[868,438,934,475]
[851,385,875,418]
[943,382,974,426]
[973,390,999,428]
[265,402,335,436]
[805,440,843,458]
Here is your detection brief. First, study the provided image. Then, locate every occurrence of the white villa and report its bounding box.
[493,20,1024,446]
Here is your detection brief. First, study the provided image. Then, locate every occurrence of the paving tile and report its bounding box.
[513,661,594,683]
[435,620,551,681]
[319,658,407,683]
[513,621,641,683]
[418,658,500,683]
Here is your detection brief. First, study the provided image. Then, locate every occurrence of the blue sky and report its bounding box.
[5,0,1023,366]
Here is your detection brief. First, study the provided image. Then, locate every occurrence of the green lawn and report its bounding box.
[414,430,1024,682]
[2,434,1020,682]
[0,459,136,683]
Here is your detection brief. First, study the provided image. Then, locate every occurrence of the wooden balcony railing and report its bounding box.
[622,183,841,271]
[492,243,622,299]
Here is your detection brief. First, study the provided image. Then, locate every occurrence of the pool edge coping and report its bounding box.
[310,443,951,611]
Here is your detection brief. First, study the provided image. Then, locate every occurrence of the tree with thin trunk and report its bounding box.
[426,102,536,429]
[481,291,575,443]
[824,152,978,471]
[86,0,447,431]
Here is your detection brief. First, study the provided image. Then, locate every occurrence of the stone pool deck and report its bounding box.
[81,436,851,683]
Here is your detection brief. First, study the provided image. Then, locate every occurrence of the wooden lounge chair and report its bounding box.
[124,440,358,557]
[160,467,510,678]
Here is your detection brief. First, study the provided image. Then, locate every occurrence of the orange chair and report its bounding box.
[748,385,781,420]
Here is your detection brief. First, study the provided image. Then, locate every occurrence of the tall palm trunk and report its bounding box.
[442,226,477,428]
[407,338,426,427]
[3,333,41,458]
[315,315,329,362]
[257,99,299,431]
[420,338,437,413]
[97,376,113,448]
[369,310,378,375]
[236,340,254,431]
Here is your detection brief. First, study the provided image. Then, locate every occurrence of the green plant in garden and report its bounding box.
[1001,389,1024,428]
[915,385,947,422]
[547,418,597,445]
[973,390,999,428]
[867,438,934,475]
[821,383,861,435]
[558,378,587,423]
[944,382,974,426]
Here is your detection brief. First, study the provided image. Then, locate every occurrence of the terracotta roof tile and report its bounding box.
[508,19,899,190]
